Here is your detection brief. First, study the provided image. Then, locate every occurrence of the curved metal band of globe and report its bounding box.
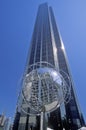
[24,61,57,76]
[59,70,71,103]
[20,62,71,115]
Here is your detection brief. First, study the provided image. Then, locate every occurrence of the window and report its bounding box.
[73,118,81,127]
[70,106,77,111]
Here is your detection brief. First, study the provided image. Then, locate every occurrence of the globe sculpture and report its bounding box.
[20,62,71,130]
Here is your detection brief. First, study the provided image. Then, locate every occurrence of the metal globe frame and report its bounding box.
[19,62,71,116]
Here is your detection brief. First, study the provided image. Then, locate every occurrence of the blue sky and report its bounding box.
[0,0,86,121]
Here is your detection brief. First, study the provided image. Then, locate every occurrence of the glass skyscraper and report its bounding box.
[13,3,85,130]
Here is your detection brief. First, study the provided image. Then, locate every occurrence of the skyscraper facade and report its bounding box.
[13,3,85,130]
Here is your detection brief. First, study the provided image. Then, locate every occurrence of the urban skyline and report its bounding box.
[0,0,86,124]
